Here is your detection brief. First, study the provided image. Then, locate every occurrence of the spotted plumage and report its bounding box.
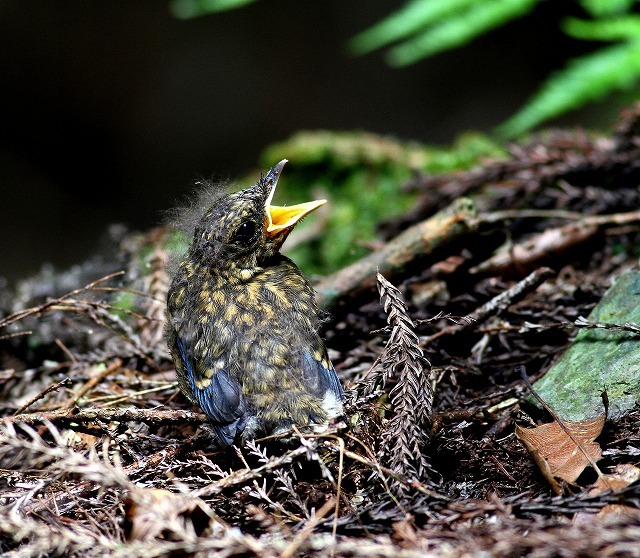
[167,160,343,445]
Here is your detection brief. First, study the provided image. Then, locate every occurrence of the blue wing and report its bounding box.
[174,332,246,446]
[301,349,344,402]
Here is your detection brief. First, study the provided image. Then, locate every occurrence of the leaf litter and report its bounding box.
[3,106,640,556]
[515,414,605,494]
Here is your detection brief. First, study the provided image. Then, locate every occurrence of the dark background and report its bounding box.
[0,1,620,285]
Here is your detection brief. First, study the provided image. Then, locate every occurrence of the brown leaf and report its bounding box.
[593,463,640,493]
[515,414,605,494]
[592,464,640,519]
[573,464,640,524]
[123,487,216,542]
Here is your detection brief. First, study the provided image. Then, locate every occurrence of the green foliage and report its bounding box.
[496,41,640,138]
[170,0,640,137]
[164,230,190,258]
[351,0,640,137]
[350,0,640,137]
[109,291,135,319]
[261,130,504,175]
[351,0,537,66]
[579,0,636,17]
[564,14,640,41]
[261,131,504,275]
[349,0,481,56]
[170,0,255,19]
[496,12,640,138]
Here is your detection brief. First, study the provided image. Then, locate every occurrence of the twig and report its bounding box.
[477,208,640,226]
[477,209,587,223]
[314,197,477,307]
[55,338,78,364]
[279,497,336,558]
[62,359,123,409]
[88,383,178,406]
[0,330,32,341]
[471,208,640,274]
[8,407,208,427]
[12,378,73,416]
[421,267,556,346]
[90,285,165,303]
[322,441,445,500]
[470,222,598,274]
[0,271,125,330]
[574,316,640,335]
[333,436,345,543]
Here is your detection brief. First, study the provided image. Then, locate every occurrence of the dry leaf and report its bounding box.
[515,414,605,494]
[123,487,216,542]
[591,464,640,520]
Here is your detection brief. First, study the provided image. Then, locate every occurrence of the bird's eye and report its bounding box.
[232,221,258,245]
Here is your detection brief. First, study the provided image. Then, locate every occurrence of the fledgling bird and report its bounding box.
[166,160,344,446]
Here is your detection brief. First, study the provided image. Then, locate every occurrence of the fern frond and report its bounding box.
[387,0,537,66]
[376,273,433,489]
[497,41,640,138]
[170,0,257,19]
[564,15,640,41]
[349,0,478,56]
[578,0,637,18]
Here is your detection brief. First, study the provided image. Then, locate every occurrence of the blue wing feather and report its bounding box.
[174,332,246,445]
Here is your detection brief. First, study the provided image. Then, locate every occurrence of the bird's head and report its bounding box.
[189,159,326,269]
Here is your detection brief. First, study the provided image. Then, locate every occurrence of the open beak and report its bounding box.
[263,159,327,235]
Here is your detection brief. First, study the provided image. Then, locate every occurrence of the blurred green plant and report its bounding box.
[170,0,254,18]
[169,0,640,138]
[145,131,501,276]
[260,130,504,275]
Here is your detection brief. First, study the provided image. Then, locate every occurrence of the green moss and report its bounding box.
[261,130,504,275]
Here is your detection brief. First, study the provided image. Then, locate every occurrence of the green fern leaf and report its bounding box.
[578,0,637,18]
[349,0,478,55]
[170,0,257,19]
[496,41,640,138]
[564,15,640,41]
[386,0,538,66]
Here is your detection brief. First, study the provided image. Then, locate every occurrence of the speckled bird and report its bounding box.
[166,160,343,446]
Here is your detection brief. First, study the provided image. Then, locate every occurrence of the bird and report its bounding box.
[166,159,344,446]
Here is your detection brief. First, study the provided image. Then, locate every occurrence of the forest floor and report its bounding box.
[2,106,640,557]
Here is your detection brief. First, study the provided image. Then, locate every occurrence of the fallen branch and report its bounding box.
[12,378,72,416]
[471,208,640,274]
[314,197,477,308]
[8,407,208,427]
